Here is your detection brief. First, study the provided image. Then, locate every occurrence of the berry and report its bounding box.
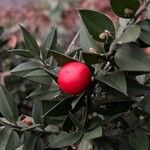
[58,62,91,95]
[22,115,33,125]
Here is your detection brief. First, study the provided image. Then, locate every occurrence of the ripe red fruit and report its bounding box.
[58,61,91,95]
[21,116,33,126]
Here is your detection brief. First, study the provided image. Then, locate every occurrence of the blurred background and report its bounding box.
[0,0,149,115]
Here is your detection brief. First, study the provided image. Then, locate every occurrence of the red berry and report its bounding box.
[22,116,33,126]
[58,62,91,95]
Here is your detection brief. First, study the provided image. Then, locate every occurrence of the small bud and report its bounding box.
[99,32,107,40]
[21,115,33,126]
[124,8,134,17]
[89,47,96,53]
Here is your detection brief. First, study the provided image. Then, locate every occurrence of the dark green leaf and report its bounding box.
[27,85,60,101]
[96,71,127,95]
[20,25,40,57]
[23,135,44,150]
[114,43,150,71]
[32,100,43,124]
[48,131,83,148]
[82,52,105,65]
[139,93,150,115]
[42,27,57,59]
[11,61,41,77]
[0,84,19,122]
[83,126,102,140]
[80,23,102,52]
[51,50,77,66]
[9,49,33,58]
[78,140,93,150]
[110,0,140,18]
[42,68,58,83]
[129,129,149,150]
[79,9,115,41]
[69,112,84,130]
[43,97,73,117]
[137,19,150,45]
[110,25,141,50]
[0,127,19,150]
[24,69,52,85]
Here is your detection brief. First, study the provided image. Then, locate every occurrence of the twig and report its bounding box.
[128,0,150,25]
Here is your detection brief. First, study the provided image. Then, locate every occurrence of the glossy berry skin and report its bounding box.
[22,116,33,125]
[58,62,91,95]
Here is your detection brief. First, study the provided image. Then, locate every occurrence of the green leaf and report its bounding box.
[126,78,150,97]
[139,93,150,115]
[0,84,19,122]
[23,135,44,150]
[42,68,58,83]
[82,52,105,65]
[83,126,102,140]
[11,61,41,77]
[78,140,93,150]
[80,23,102,52]
[114,43,150,71]
[110,25,141,50]
[69,112,84,130]
[9,49,33,58]
[48,131,83,148]
[43,97,73,117]
[51,50,77,66]
[42,27,57,59]
[24,69,52,85]
[129,129,149,150]
[110,0,140,18]
[96,71,127,95]
[0,127,19,150]
[27,85,60,101]
[137,19,150,45]
[32,100,43,124]
[20,25,40,57]
[79,9,115,41]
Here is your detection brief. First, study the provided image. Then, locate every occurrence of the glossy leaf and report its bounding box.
[79,9,115,41]
[11,61,40,77]
[96,71,127,95]
[51,50,77,66]
[0,127,19,150]
[41,27,57,59]
[139,93,150,115]
[43,97,73,117]
[48,131,83,148]
[69,112,84,130]
[83,126,102,140]
[27,85,60,101]
[20,26,40,57]
[114,43,150,71]
[9,49,33,58]
[80,23,102,52]
[110,0,140,18]
[129,129,149,150]
[82,52,105,65]
[110,25,141,50]
[32,100,43,124]
[137,19,150,45]
[24,69,52,85]
[23,135,44,150]
[0,84,19,122]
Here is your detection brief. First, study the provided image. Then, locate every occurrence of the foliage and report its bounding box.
[0,0,150,150]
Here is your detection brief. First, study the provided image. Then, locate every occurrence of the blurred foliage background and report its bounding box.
[0,0,149,115]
